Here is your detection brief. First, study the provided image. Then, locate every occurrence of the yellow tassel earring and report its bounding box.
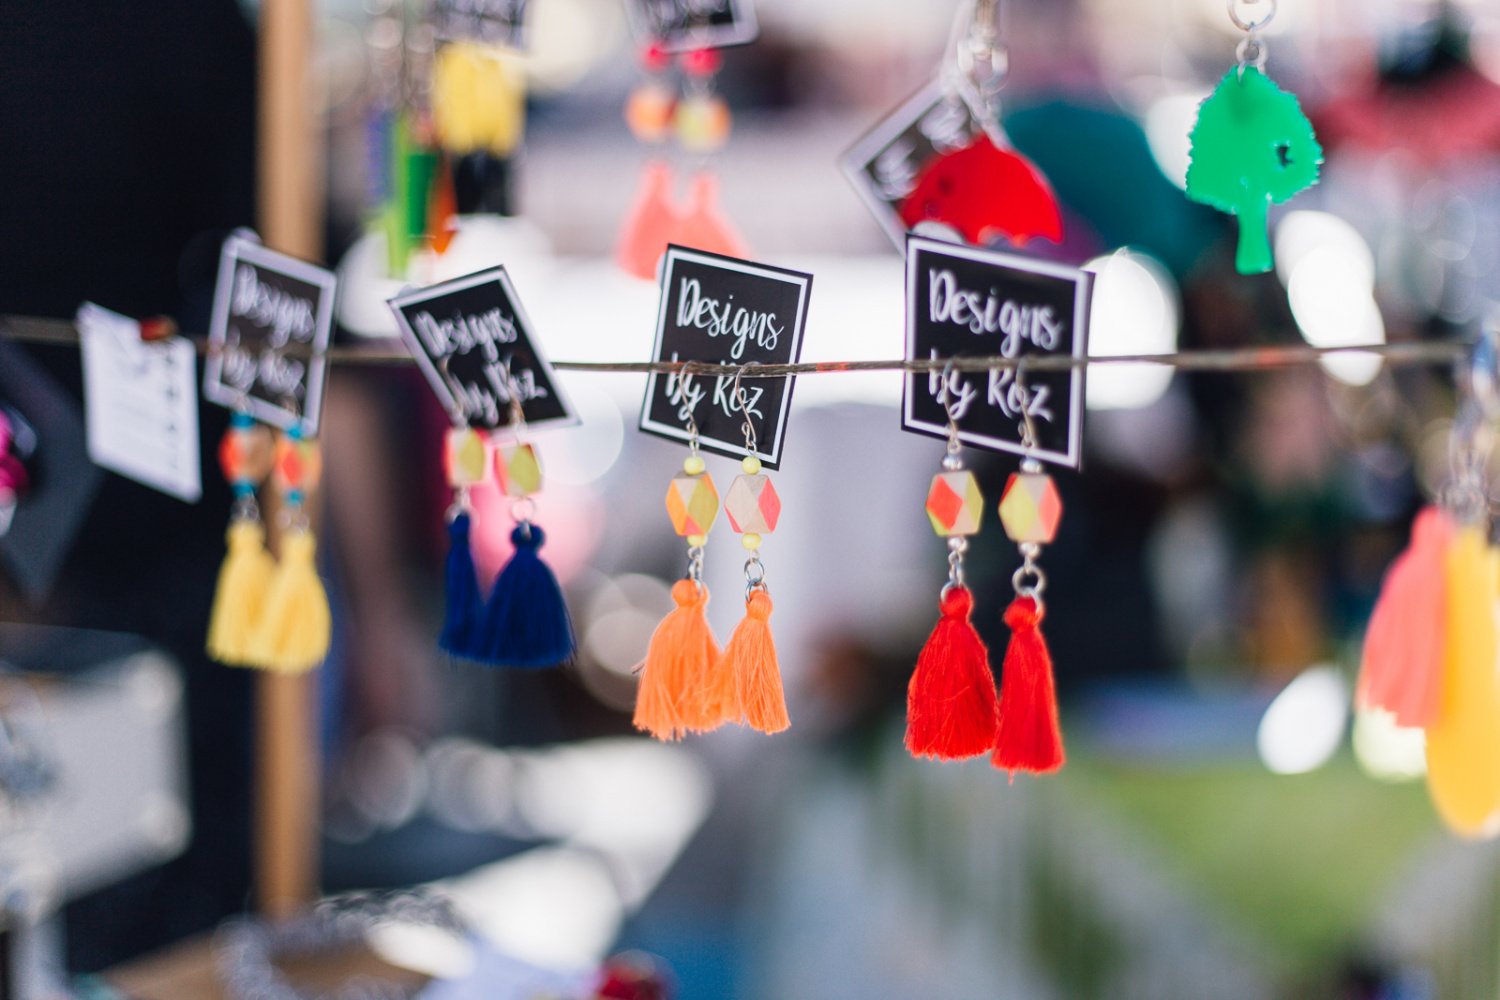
[206,411,277,665]
[247,426,331,673]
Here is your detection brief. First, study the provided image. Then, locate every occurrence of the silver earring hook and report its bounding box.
[939,358,965,469]
[1014,363,1039,450]
[681,373,702,454]
[437,356,468,428]
[502,357,527,439]
[733,364,759,456]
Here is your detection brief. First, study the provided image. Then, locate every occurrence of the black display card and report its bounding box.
[903,235,1092,469]
[202,232,337,434]
[435,0,529,48]
[388,266,577,431]
[840,82,988,251]
[639,246,812,469]
[624,0,759,52]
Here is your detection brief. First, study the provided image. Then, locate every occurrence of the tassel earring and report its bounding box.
[247,426,332,673]
[618,44,682,280]
[720,370,788,735]
[908,372,999,760]
[439,425,486,658]
[992,385,1066,775]
[635,390,726,740]
[207,410,277,666]
[473,388,576,669]
[1358,506,1452,729]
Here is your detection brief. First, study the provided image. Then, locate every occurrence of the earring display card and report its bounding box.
[639,245,812,469]
[434,0,529,48]
[202,232,337,435]
[840,83,989,251]
[389,266,577,431]
[624,0,759,52]
[77,304,202,504]
[902,235,1092,469]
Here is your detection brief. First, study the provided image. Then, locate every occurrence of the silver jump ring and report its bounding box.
[1013,563,1046,599]
[1227,0,1276,33]
[1236,35,1268,70]
[509,496,536,524]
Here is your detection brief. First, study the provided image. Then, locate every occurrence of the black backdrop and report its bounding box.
[0,0,258,971]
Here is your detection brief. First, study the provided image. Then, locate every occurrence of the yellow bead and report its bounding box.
[674,94,731,154]
[741,532,761,551]
[741,455,761,475]
[687,533,707,548]
[683,454,706,476]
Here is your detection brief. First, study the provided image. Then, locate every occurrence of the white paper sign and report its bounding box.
[78,303,202,503]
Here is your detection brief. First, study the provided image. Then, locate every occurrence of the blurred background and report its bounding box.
[5,0,1500,997]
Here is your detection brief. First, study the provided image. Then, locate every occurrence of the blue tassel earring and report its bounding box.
[438,425,485,658]
[472,390,576,669]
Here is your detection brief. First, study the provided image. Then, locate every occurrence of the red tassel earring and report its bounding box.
[992,386,1066,775]
[907,372,999,760]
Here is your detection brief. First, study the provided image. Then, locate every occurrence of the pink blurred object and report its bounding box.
[1316,65,1500,166]
[616,164,749,279]
[0,412,25,497]
[1358,506,1453,728]
[615,161,682,280]
[468,473,604,587]
[671,171,748,261]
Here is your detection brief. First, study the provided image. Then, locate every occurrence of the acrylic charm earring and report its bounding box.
[635,392,727,740]
[248,425,332,673]
[992,388,1065,775]
[907,371,999,760]
[719,371,789,735]
[439,423,486,658]
[897,0,1061,248]
[207,410,277,666]
[1186,0,1322,274]
[473,390,576,669]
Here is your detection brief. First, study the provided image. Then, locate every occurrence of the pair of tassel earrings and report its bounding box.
[206,412,332,673]
[617,43,746,280]
[908,387,1065,774]
[635,391,788,739]
[1359,460,1500,837]
[438,417,575,670]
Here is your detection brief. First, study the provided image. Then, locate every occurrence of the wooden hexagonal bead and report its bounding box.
[272,434,322,495]
[926,470,983,537]
[725,473,781,535]
[495,442,542,497]
[444,428,486,488]
[999,472,1062,544]
[219,423,274,486]
[666,472,719,537]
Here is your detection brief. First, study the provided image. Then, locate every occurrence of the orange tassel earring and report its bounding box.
[634,388,727,739]
[719,370,789,735]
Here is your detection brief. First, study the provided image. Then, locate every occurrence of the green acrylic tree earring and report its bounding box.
[1186,2,1322,275]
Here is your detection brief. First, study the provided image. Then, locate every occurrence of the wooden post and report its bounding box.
[256,0,324,918]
